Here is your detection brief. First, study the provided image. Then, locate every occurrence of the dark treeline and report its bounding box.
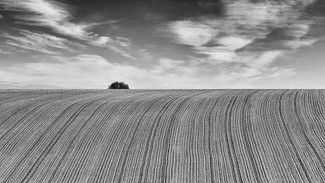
[108,81,129,89]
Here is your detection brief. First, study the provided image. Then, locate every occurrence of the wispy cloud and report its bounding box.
[3,30,76,54]
[0,48,12,54]
[162,0,318,77]
[168,21,217,46]
[0,0,84,38]
[0,54,296,89]
[0,0,134,58]
[237,50,286,69]
[282,39,318,49]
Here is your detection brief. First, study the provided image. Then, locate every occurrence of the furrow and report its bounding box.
[239,90,266,182]
[292,90,325,181]
[35,98,112,183]
[1,94,103,182]
[137,94,181,183]
[0,93,82,164]
[278,90,311,183]
[115,94,166,183]
[87,93,164,182]
[159,92,203,183]
[56,92,149,183]
[19,96,108,183]
[224,95,243,183]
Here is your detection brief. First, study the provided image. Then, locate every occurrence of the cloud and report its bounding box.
[0,0,134,59]
[284,23,311,38]
[168,21,217,46]
[161,0,318,78]
[217,36,253,51]
[237,50,286,69]
[3,30,76,54]
[195,47,237,62]
[0,54,296,89]
[0,48,12,54]
[165,21,253,63]
[264,67,296,78]
[0,0,82,38]
[281,39,318,49]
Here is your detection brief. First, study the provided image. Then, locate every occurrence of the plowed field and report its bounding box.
[1,89,325,183]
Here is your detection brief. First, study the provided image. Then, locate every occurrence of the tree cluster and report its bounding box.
[108,81,129,89]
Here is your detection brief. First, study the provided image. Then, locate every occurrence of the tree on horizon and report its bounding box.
[108,81,129,89]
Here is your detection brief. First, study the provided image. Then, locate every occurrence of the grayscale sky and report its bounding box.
[0,0,324,89]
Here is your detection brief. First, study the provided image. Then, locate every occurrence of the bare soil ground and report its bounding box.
[0,89,325,183]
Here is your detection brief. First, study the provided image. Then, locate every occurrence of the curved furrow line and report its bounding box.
[292,90,325,181]
[186,91,227,182]
[143,92,195,183]
[89,93,166,183]
[205,94,221,183]
[189,91,229,183]
[55,104,122,183]
[184,99,200,182]
[134,91,197,182]
[0,95,85,179]
[212,91,239,183]
[168,91,214,183]
[273,90,306,182]
[187,91,223,183]
[27,97,113,183]
[43,92,130,182]
[18,95,110,183]
[189,92,219,183]
[51,92,149,183]
[0,90,89,114]
[0,92,74,137]
[250,90,278,182]
[106,93,167,182]
[0,92,42,106]
[0,93,97,162]
[89,99,144,183]
[159,92,205,183]
[137,94,182,183]
[0,92,93,128]
[1,94,105,182]
[305,91,325,153]
[256,90,292,182]
[248,90,272,182]
[204,92,237,183]
[1,97,89,181]
[2,90,325,182]
[226,92,250,182]
[72,100,147,182]
[263,90,301,182]
[115,94,171,183]
[117,97,167,183]
[168,92,207,182]
[307,91,325,150]
[57,102,128,183]
[224,95,243,183]
[229,90,261,183]
[0,93,65,127]
[313,90,325,151]
[0,92,54,107]
[297,90,325,181]
[0,103,49,141]
[236,90,265,183]
[0,93,82,162]
[278,90,311,183]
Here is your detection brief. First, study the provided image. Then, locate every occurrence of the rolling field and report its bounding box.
[1,89,325,183]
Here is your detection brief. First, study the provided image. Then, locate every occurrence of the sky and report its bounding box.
[0,0,325,89]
